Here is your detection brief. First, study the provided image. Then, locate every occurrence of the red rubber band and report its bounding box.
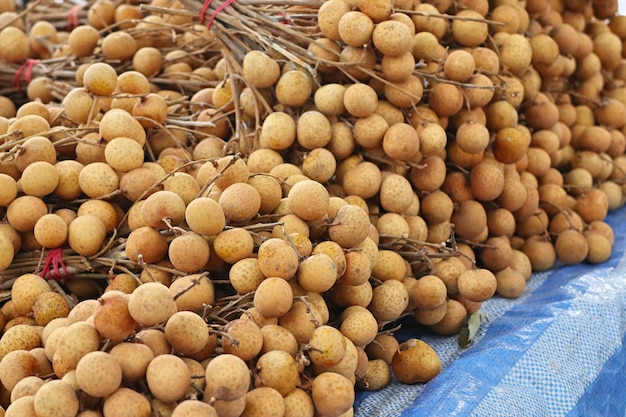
[66,4,82,32]
[13,59,40,93]
[204,0,236,29]
[199,0,213,24]
[39,248,73,281]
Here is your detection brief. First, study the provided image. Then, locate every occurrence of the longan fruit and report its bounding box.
[444,49,475,82]
[372,19,413,57]
[391,338,441,384]
[369,279,409,322]
[0,324,42,362]
[327,205,370,249]
[140,190,186,230]
[429,298,467,335]
[522,235,556,272]
[103,137,144,173]
[55,321,100,371]
[0,26,29,63]
[62,86,102,124]
[451,10,488,47]
[32,291,70,327]
[259,324,298,357]
[381,51,415,82]
[103,387,151,417]
[75,351,122,398]
[93,290,137,342]
[77,200,118,234]
[50,160,83,201]
[67,214,106,256]
[410,274,448,311]
[284,388,315,417]
[339,307,378,347]
[19,161,59,197]
[584,233,612,264]
[0,232,14,272]
[128,282,177,326]
[384,75,424,108]
[480,236,513,271]
[132,93,168,128]
[495,267,526,299]
[13,136,55,173]
[134,328,171,358]
[10,273,51,317]
[311,372,354,417]
[259,111,296,151]
[451,200,487,240]
[257,237,299,279]
[338,11,374,47]
[32,379,79,417]
[31,213,67,249]
[301,148,336,184]
[287,179,330,222]
[554,229,589,265]
[146,354,191,403]
[11,375,45,402]
[352,113,389,149]
[6,196,48,233]
[242,50,280,88]
[296,110,332,150]
[499,33,533,76]
[429,83,463,118]
[0,172,17,206]
[213,228,255,264]
[254,277,293,318]
[342,161,381,200]
[164,311,209,356]
[0,350,39,392]
[575,189,609,223]
[204,353,251,401]
[357,358,392,391]
[279,300,323,345]
[172,400,218,417]
[169,273,215,313]
[242,387,285,417]
[382,123,420,162]
[254,350,299,397]
[411,3,447,39]
[168,232,210,273]
[81,63,117,96]
[296,253,338,293]
[8,114,50,138]
[456,121,490,154]
[318,0,350,40]
[275,70,312,108]
[130,46,162,77]
[457,268,497,302]
[125,225,168,263]
[108,342,154,383]
[99,109,146,146]
[229,257,265,295]
[65,299,97,325]
[76,162,119,199]
[101,31,137,61]
[218,182,261,223]
[221,317,264,361]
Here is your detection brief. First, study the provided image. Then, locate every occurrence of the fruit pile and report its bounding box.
[0,0,625,415]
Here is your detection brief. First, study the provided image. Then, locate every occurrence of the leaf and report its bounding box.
[458,308,487,348]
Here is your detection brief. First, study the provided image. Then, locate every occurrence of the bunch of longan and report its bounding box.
[0,0,626,415]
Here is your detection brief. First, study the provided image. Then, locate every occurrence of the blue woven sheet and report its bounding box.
[355,207,626,417]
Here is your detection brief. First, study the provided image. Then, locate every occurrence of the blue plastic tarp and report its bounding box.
[355,207,626,417]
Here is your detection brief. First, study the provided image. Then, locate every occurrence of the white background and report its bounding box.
[620,1,626,16]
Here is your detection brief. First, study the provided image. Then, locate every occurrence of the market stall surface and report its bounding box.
[356,207,626,417]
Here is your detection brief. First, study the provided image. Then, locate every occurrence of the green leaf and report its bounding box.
[458,308,487,348]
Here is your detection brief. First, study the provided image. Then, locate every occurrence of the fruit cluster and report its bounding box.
[0,0,625,416]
